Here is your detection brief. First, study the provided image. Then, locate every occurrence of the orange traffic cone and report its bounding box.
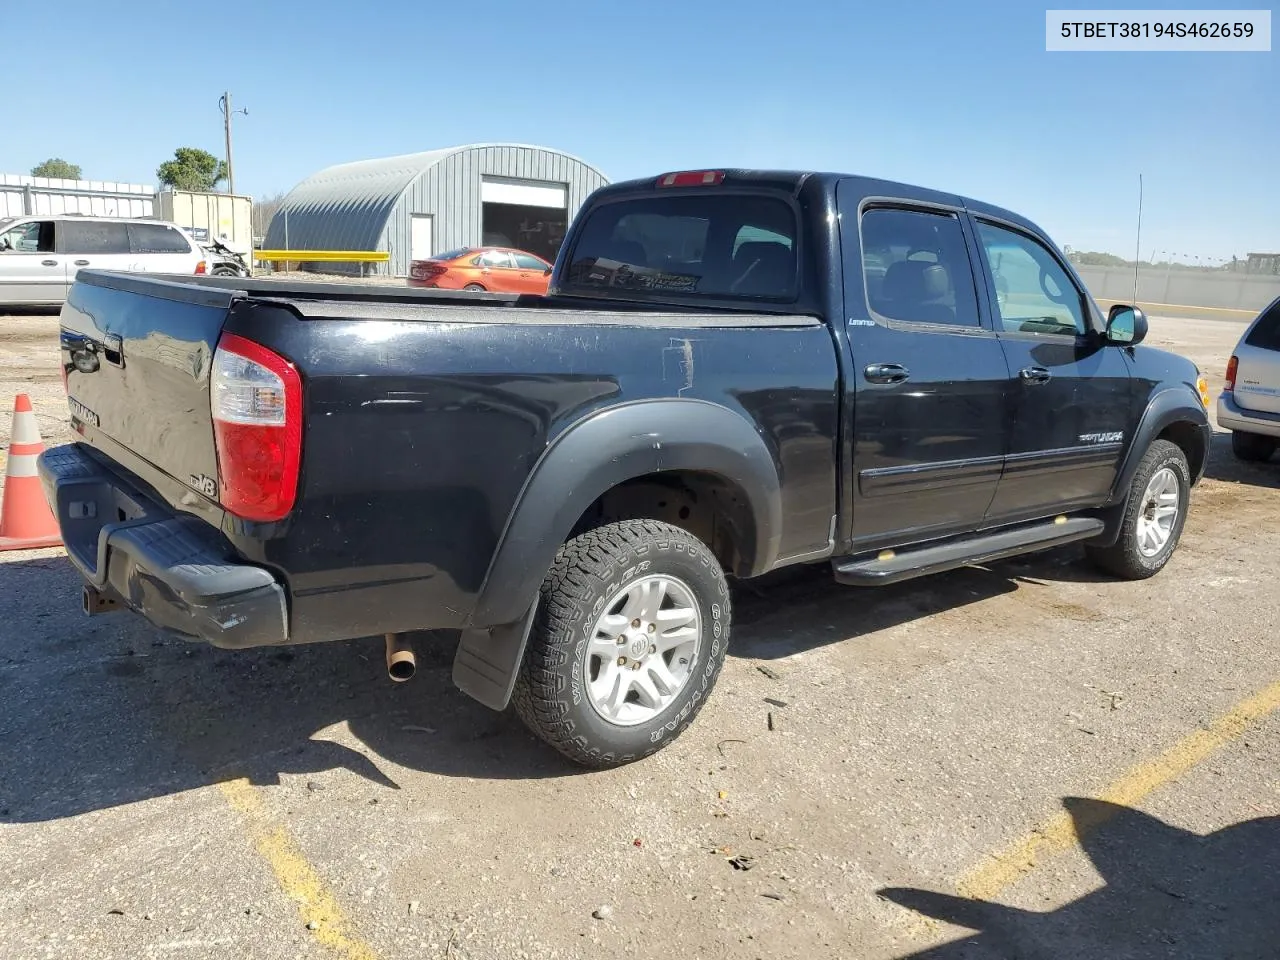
[0,394,62,551]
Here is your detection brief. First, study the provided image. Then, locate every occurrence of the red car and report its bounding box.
[407,246,553,294]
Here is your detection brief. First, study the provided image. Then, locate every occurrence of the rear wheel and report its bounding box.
[1230,430,1277,463]
[511,519,731,769]
[1085,439,1190,580]
[463,283,485,292]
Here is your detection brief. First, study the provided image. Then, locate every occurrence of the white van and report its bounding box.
[0,214,205,307]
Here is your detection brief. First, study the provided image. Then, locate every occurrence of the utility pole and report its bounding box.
[1132,173,1143,304]
[218,92,248,194]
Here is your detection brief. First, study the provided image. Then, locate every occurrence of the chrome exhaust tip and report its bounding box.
[384,633,416,682]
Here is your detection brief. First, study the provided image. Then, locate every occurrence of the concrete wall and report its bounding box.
[1077,265,1280,313]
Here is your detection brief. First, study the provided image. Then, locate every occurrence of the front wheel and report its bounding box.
[1085,439,1190,580]
[511,519,731,769]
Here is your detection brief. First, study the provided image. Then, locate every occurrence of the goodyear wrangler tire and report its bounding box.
[511,519,731,769]
[1085,439,1190,580]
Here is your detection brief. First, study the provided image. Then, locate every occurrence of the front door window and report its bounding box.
[0,221,53,253]
[976,221,1088,337]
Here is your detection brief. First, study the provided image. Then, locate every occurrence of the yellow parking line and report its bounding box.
[955,677,1280,902]
[218,778,381,960]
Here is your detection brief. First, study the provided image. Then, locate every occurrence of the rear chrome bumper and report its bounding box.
[1217,392,1280,439]
[37,443,289,649]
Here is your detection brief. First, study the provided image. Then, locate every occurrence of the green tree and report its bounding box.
[31,158,82,180]
[156,147,227,192]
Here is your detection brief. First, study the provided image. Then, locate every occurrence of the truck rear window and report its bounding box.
[562,195,798,301]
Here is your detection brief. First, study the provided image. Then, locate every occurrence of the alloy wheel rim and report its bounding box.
[582,574,701,727]
[1136,466,1180,557]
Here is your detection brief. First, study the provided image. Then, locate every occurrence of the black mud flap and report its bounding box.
[451,602,538,711]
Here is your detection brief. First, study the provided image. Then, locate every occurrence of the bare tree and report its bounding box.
[252,192,286,242]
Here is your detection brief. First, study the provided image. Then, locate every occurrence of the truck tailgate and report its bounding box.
[59,271,235,508]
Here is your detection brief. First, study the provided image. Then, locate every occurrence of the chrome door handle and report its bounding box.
[42,259,58,267]
[74,259,90,266]
[1020,366,1052,384]
[103,333,124,367]
[864,362,909,384]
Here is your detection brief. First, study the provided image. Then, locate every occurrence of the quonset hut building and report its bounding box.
[264,143,609,277]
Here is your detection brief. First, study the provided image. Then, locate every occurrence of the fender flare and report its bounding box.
[1110,385,1210,502]
[1090,385,1211,547]
[469,398,784,629]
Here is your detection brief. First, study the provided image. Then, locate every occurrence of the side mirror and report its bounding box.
[543,266,553,276]
[1106,303,1148,346]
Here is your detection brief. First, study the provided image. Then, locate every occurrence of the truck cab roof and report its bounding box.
[591,168,1050,242]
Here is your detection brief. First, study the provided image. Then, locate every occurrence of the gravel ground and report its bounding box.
[1,308,1277,960]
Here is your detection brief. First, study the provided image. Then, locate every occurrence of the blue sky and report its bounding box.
[1,0,1273,260]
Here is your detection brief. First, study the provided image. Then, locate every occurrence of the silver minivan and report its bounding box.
[1218,295,1280,463]
[0,214,205,307]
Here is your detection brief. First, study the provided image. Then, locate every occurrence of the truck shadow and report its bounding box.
[879,797,1280,959]
[729,544,1112,661]
[0,540,1124,823]
[1200,429,1280,487]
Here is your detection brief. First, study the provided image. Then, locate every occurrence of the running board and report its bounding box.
[832,516,1105,586]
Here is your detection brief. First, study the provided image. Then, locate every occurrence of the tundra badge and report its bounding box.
[67,397,100,428]
[1078,431,1123,444]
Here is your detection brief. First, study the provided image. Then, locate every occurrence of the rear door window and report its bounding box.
[62,220,131,254]
[563,194,798,300]
[1244,300,1280,351]
[473,250,516,268]
[860,207,981,327]
[128,223,193,254]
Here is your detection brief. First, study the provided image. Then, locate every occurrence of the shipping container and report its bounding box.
[155,190,253,252]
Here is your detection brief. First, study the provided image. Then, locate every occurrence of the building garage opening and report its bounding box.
[481,176,568,263]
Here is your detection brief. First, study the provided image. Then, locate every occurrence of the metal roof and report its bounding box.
[264,143,607,255]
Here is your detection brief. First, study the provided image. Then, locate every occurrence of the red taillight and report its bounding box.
[1225,355,1238,392]
[409,260,448,280]
[657,171,725,187]
[195,260,207,275]
[211,333,302,522]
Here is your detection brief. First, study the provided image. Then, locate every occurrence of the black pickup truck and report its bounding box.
[39,168,1213,767]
